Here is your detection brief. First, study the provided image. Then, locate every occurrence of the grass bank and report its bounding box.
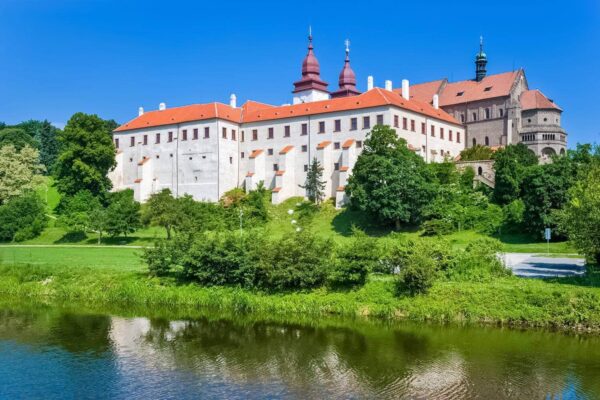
[1,263,599,333]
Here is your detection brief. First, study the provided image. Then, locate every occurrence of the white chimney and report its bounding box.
[433,94,439,109]
[401,79,410,100]
[367,75,374,91]
[138,107,144,116]
[384,80,393,91]
[229,93,237,108]
[159,102,166,111]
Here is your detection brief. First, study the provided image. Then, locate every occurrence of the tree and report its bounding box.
[57,190,103,233]
[459,144,494,161]
[105,189,141,237]
[142,189,179,239]
[346,125,435,229]
[54,113,116,198]
[0,145,45,204]
[492,143,538,205]
[0,128,38,151]
[37,121,61,173]
[0,192,47,242]
[300,157,326,204]
[558,165,600,265]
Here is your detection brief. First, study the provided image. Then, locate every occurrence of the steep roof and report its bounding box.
[394,79,445,104]
[520,89,562,111]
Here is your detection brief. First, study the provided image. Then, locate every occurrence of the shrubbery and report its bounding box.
[0,192,47,242]
[328,229,379,287]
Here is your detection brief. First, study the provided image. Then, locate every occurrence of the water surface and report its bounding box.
[0,306,599,399]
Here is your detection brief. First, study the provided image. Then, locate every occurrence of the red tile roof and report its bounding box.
[275,170,285,176]
[272,187,282,193]
[342,139,355,149]
[394,79,445,104]
[279,145,294,154]
[134,178,142,183]
[317,140,331,149]
[520,89,561,111]
[336,186,345,191]
[249,149,263,159]
[246,172,254,177]
[339,166,349,172]
[137,157,150,165]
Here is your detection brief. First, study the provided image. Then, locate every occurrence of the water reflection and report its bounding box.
[0,306,599,399]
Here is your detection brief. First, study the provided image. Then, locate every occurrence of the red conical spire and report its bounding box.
[293,29,329,94]
[331,40,361,98]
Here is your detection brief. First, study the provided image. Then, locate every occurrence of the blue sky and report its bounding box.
[1,0,598,146]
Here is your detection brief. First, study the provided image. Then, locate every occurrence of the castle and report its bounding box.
[110,35,566,204]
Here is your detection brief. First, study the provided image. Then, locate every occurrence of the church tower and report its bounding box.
[475,36,487,82]
[331,40,361,98]
[292,28,330,104]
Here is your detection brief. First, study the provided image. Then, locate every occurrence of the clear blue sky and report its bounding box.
[1,0,598,146]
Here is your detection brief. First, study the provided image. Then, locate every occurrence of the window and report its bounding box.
[484,86,492,92]
[334,119,341,132]
[543,117,548,122]
[440,128,444,140]
[232,129,236,141]
[350,118,358,130]
[334,142,340,150]
[472,112,477,121]
[193,128,198,140]
[376,114,384,126]
[229,156,233,164]
[485,108,490,119]
[155,133,160,144]
[304,164,308,172]
[301,123,308,136]
[334,162,340,171]
[130,136,135,147]
[252,129,258,141]
[430,125,435,137]
[440,149,444,156]
[472,138,477,147]
[182,130,187,141]
[394,115,399,128]
[273,164,279,171]
[115,138,119,148]
[421,122,426,134]
[204,127,210,138]
[241,152,245,158]
[411,120,415,132]
[456,91,464,97]
[478,166,483,175]
[363,116,370,129]
[168,131,173,142]
[403,117,408,130]
[318,121,325,133]
[449,130,453,142]
[301,145,307,152]
[527,119,531,123]
[499,109,504,117]
[356,140,363,148]
[222,127,227,139]
[457,132,461,143]
[241,131,245,142]
[483,136,489,146]
[460,114,465,123]
[267,148,273,155]
[284,125,290,137]
[268,127,274,139]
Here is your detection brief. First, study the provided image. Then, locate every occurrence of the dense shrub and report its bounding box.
[143,236,190,277]
[501,199,525,233]
[420,219,453,236]
[328,229,379,287]
[448,238,510,281]
[0,192,47,242]
[394,252,438,296]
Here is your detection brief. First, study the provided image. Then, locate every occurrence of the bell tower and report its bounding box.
[292,27,330,104]
[475,36,488,82]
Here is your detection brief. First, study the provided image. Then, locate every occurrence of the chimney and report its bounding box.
[159,102,166,111]
[229,93,237,108]
[384,80,393,91]
[433,94,439,109]
[367,75,374,91]
[401,79,410,100]
[138,107,144,116]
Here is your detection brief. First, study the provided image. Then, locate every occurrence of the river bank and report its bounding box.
[1,263,599,333]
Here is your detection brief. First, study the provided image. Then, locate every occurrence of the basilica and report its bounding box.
[110,35,566,204]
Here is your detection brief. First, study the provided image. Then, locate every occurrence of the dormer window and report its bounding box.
[484,86,492,92]
[456,91,464,97]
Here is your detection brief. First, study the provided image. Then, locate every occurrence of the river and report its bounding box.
[0,305,599,399]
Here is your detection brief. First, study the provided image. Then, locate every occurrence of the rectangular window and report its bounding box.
[457,132,461,143]
[232,129,236,141]
[449,130,453,142]
[115,138,119,148]
[430,125,435,137]
[394,115,399,128]
[229,156,233,164]
[130,136,135,147]
[350,118,357,131]
[241,152,245,158]
[268,127,274,139]
[204,127,210,138]
[334,142,340,149]
[301,145,307,152]
[267,148,273,155]
[241,131,245,142]
[376,114,384,126]
[168,131,173,142]
[273,163,279,171]
[440,128,444,140]
[411,120,415,132]
[222,127,227,139]
[193,128,198,140]
[304,164,308,172]
[421,123,426,135]
[155,133,160,144]
[182,130,187,141]
[284,125,290,137]
[334,162,340,171]
[334,119,341,132]
[252,129,258,141]
[301,123,308,136]
[403,117,408,130]
[363,116,370,129]
[318,121,325,133]
[356,140,363,148]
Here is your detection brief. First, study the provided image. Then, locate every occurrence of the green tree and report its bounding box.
[346,125,435,229]
[459,144,494,161]
[142,189,179,239]
[0,145,45,204]
[0,128,38,151]
[105,189,141,237]
[54,113,116,198]
[558,165,600,265]
[37,121,61,172]
[328,228,379,287]
[0,192,47,242]
[299,157,326,204]
[492,143,538,205]
[57,190,103,233]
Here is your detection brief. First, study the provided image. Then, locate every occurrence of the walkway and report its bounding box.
[502,253,586,278]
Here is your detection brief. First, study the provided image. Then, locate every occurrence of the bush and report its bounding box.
[328,228,379,287]
[502,199,525,233]
[421,219,453,236]
[394,252,438,296]
[448,238,510,281]
[143,237,189,277]
[0,192,47,242]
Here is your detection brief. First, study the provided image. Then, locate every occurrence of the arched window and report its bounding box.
[485,108,490,119]
[478,167,483,175]
[472,138,477,147]
[485,136,490,146]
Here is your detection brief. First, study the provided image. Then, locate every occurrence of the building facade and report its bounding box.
[111,35,465,204]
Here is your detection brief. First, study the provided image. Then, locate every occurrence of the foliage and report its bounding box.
[0,192,47,242]
[0,128,38,151]
[328,228,380,287]
[299,157,326,204]
[448,238,510,281]
[492,143,538,205]
[57,190,103,233]
[558,165,600,265]
[346,125,435,229]
[429,160,459,185]
[143,237,188,277]
[459,144,494,161]
[54,112,116,197]
[105,189,141,238]
[142,189,179,239]
[501,199,525,233]
[0,145,45,204]
[459,166,475,190]
[394,253,438,296]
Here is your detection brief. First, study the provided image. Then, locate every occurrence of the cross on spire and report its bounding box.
[345,39,350,53]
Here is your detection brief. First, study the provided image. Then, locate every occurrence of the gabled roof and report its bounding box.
[520,89,561,111]
[394,79,445,104]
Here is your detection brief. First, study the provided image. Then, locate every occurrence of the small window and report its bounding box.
[394,115,399,128]
[528,119,531,123]
[168,132,173,142]
[544,117,548,122]
[457,132,461,143]
[440,128,444,140]
[268,127,274,139]
[241,152,245,158]
[410,120,415,132]
[499,109,504,117]
[350,118,357,131]
[334,119,341,132]
[193,128,198,140]
[273,164,279,171]
[356,140,363,148]
[403,117,407,130]
[143,135,148,145]
[376,114,384,126]
[456,91,464,97]
[170,154,173,158]
[301,145,307,152]
[484,86,492,92]
[182,130,187,141]
[449,130,453,142]
[472,138,477,147]
[231,129,236,141]
[204,127,210,138]
[222,127,227,139]
[267,148,273,155]
[334,142,340,150]
[334,162,340,171]
[304,164,308,172]
[229,156,233,164]
[130,136,135,147]
[115,138,119,148]
[284,125,290,137]
[252,129,258,141]
[421,122,426,134]
[301,123,308,136]
[156,155,159,159]
[363,116,370,129]
[430,125,435,137]
[460,114,465,123]
[155,133,160,144]
[485,136,490,146]
[241,131,245,142]
[318,121,325,133]
[485,108,490,119]
[472,112,477,121]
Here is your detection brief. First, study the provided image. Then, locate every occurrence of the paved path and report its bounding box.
[502,253,586,278]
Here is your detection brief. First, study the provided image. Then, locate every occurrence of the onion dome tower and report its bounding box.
[331,40,361,99]
[292,28,330,104]
[475,36,488,82]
